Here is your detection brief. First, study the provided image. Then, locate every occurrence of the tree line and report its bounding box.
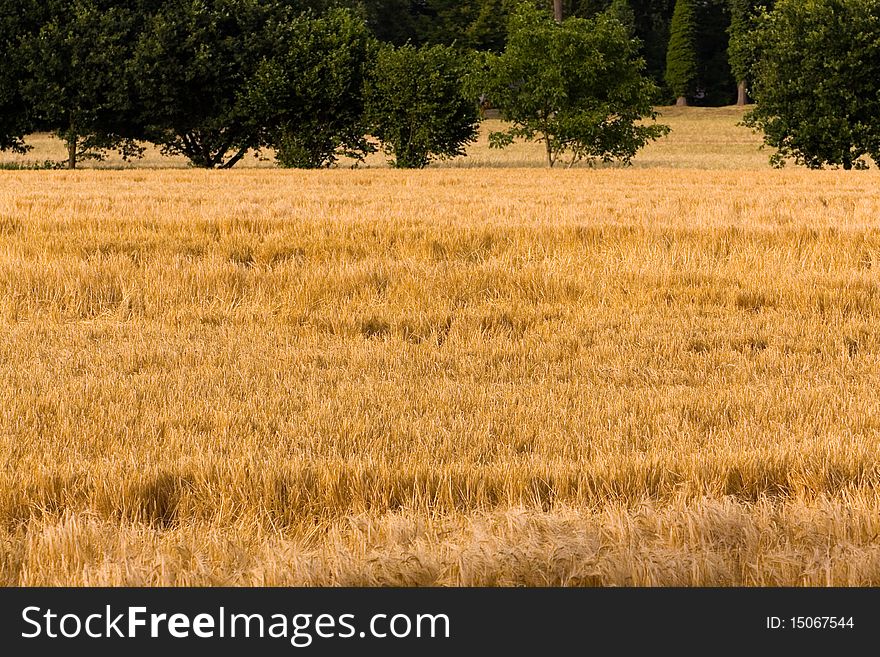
[0,1,669,169]
[297,0,770,108]
[2,0,878,170]
[330,0,772,107]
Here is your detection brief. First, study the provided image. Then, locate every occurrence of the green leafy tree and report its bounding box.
[743,0,880,169]
[132,0,274,168]
[727,0,771,105]
[247,9,376,168]
[339,0,516,51]
[0,1,39,153]
[609,0,637,35]
[567,1,676,95]
[466,0,513,51]
[629,0,677,91]
[365,44,481,168]
[665,0,698,105]
[20,0,144,168]
[355,0,431,46]
[486,4,669,167]
[727,0,751,104]
[319,1,760,107]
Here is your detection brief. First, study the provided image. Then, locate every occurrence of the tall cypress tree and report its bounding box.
[665,0,698,105]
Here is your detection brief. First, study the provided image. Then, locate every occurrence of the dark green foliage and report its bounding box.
[132,0,275,168]
[337,0,516,51]
[0,1,36,152]
[567,0,676,94]
[727,0,752,82]
[727,0,771,100]
[359,0,427,45]
[350,0,739,105]
[744,0,880,169]
[485,4,668,167]
[608,0,636,35]
[665,0,698,101]
[365,44,481,168]
[622,0,676,89]
[574,0,739,104]
[20,0,144,168]
[247,9,376,168]
[693,0,735,106]
[466,0,514,51]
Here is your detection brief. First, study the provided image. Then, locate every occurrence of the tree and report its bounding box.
[20,0,144,168]
[345,0,513,51]
[485,4,669,167]
[132,0,274,168]
[345,0,440,46]
[466,0,513,51]
[609,0,637,35]
[0,1,39,153]
[365,44,481,168]
[693,0,736,106]
[321,1,763,109]
[247,9,376,168]
[621,0,676,93]
[743,0,880,169]
[665,0,698,105]
[727,0,751,104]
[727,0,771,105]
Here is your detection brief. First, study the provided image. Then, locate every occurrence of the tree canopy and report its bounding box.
[19,0,145,168]
[0,1,41,153]
[365,44,481,168]
[743,0,880,169]
[247,8,377,168]
[131,0,276,168]
[485,4,669,167]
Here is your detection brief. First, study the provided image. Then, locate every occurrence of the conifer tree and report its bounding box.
[665,0,699,105]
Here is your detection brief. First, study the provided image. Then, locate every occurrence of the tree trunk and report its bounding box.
[675,96,688,107]
[545,134,554,167]
[736,80,747,106]
[220,146,249,170]
[553,0,563,22]
[67,135,77,170]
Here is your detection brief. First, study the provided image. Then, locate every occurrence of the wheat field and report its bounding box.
[3,108,880,585]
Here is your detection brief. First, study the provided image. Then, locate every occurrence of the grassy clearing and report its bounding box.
[2,110,880,585]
